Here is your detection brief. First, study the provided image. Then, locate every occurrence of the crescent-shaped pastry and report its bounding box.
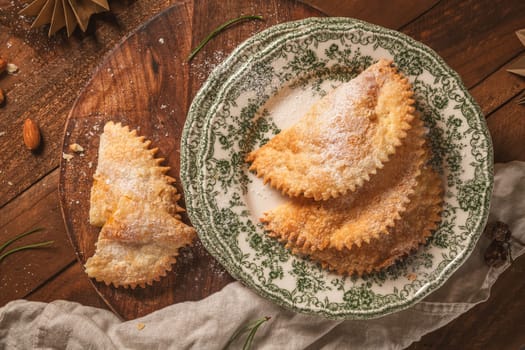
[86,121,195,288]
[246,59,415,200]
[261,117,427,251]
[285,166,443,276]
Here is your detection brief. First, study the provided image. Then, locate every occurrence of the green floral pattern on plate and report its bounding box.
[181,18,493,319]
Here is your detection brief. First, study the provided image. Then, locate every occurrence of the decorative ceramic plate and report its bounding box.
[181,18,493,320]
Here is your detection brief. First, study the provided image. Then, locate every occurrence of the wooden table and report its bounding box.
[1,0,524,348]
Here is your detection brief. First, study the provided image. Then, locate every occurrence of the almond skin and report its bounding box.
[23,118,41,150]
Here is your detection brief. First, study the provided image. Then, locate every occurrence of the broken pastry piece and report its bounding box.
[86,121,195,288]
[89,121,184,226]
[261,117,427,251]
[285,165,443,276]
[85,197,195,288]
[246,59,415,200]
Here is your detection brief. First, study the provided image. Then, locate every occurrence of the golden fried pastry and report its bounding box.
[286,166,443,276]
[246,59,415,200]
[89,121,183,226]
[86,121,195,288]
[261,117,427,251]
[85,197,195,288]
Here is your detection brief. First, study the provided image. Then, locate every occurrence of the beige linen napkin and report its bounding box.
[1,161,524,349]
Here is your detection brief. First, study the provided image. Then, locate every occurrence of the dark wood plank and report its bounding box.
[487,99,525,163]
[303,0,439,29]
[0,169,75,305]
[470,55,525,117]
[401,0,525,89]
[26,262,109,310]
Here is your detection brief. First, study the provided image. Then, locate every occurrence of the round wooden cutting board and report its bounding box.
[59,1,323,320]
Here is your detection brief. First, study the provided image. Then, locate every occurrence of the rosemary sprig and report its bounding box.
[0,241,54,262]
[187,14,264,62]
[0,227,54,263]
[223,316,271,350]
[0,227,43,252]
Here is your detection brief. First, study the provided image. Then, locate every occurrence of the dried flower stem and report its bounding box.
[187,15,263,62]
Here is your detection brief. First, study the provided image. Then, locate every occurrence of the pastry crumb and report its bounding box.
[62,152,74,161]
[406,273,417,281]
[136,323,145,330]
[6,63,18,74]
[69,143,84,153]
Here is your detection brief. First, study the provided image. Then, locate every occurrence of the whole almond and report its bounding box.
[23,118,41,150]
[0,88,5,106]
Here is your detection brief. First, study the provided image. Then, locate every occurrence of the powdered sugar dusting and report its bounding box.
[246,78,341,218]
[319,70,379,181]
[190,50,228,82]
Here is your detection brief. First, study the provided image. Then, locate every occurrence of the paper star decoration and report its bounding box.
[507,29,525,77]
[19,0,110,37]
[507,29,525,105]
